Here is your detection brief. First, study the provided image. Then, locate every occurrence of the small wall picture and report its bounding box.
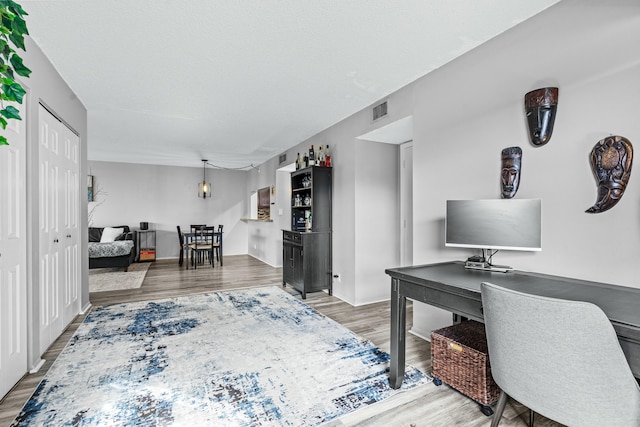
[88,175,94,202]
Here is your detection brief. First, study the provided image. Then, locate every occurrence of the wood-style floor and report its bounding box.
[0,256,562,427]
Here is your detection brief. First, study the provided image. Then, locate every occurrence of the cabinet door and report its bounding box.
[283,244,294,283]
[292,245,304,286]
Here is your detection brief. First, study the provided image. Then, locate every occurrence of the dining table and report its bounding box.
[182,230,223,267]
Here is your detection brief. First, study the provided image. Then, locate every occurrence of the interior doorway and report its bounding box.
[274,162,295,266]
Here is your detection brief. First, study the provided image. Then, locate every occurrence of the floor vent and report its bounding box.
[372,101,388,121]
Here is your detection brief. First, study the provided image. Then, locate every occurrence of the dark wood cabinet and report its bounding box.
[283,166,332,298]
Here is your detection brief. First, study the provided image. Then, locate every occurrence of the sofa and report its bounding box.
[88,225,136,271]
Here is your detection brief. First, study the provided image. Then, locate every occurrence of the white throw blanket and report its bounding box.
[88,240,134,258]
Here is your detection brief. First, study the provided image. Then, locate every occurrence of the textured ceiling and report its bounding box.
[22,0,559,168]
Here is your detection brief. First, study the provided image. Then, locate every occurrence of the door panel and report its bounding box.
[0,102,27,399]
[38,104,80,355]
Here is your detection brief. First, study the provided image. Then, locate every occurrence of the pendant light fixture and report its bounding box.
[198,159,212,199]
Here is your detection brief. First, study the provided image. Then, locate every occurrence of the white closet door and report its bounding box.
[38,104,80,355]
[0,101,27,399]
[61,125,79,326]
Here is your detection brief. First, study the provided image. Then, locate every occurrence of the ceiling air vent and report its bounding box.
[372,101,388,121]
[279,153,287,164]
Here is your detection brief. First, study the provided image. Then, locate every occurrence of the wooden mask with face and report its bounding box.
[501,146,522,199]
[525,87,558,147]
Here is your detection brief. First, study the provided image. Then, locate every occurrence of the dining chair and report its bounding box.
[188,225,214,269]
[212,224,223,263]
[189,224,207,263]
[480,281,640,427]
[190,224,206,233]
[176,225,186,267]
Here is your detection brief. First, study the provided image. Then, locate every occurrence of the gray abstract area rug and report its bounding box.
[11,286,430,426]
[89,262,151,292]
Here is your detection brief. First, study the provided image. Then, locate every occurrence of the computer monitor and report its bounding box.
[445,199,542,271]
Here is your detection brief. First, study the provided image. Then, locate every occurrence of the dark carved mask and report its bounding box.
[501,146,522,199]
[525,87,558,147]
[586,135,633,213]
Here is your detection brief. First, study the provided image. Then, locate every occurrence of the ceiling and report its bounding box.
[22,0,559,169]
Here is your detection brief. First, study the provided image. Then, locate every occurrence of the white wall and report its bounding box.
[354,139,400,304]
[410,0,640,337]
[87,161,248,258]
[246,92,412,305]
[22,38,88,369]
[249,0,640,320]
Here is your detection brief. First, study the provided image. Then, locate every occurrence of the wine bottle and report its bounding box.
[296,152,300,170]
[325,144,331,167]
[309,145,315,166]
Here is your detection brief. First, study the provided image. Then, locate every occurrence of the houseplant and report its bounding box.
[0,0,30,145]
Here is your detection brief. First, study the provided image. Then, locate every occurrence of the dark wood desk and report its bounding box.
[182,231,223,266]
[386,261,640,389]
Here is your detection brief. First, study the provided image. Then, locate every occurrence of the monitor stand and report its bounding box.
[464,262,513,273]
[464,252,513,273]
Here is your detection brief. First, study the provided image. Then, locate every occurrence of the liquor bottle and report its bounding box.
[318,145,325,166]
[325,144,331,167]
[303,152,309,168]
[296,152,300,170]
[309,145,315,166]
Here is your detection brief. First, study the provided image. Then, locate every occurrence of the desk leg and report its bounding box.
[390,277,406,389]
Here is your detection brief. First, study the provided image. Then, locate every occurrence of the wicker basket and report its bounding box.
[430,320,500,405]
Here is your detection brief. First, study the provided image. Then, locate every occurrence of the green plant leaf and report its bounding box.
[1,44,13,62]
[8,30,24,50]
[2,65,14,79]
[3,0,28,17]
[11,14,27,36]
[1,11,14,28]
[0,116,7,129]
[1,104,21,120]
[9,53,29,77]
[0,135,8,145]
[3,80,23,102]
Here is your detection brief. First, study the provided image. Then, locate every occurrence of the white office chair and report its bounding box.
[481,281,640,427]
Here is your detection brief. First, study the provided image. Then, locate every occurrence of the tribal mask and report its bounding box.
[524,87,558,147]
[501,146,522,199]
[586,135,633,213]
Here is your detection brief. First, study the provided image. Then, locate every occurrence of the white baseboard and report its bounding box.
[409,327,431,342]
[247,253,281,268]
[29,358,46,374]
[80,301,92,314]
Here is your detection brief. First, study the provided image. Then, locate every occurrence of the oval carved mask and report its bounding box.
[501,146,522,199]
[585,135,633,214]
[524,87,558,147]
